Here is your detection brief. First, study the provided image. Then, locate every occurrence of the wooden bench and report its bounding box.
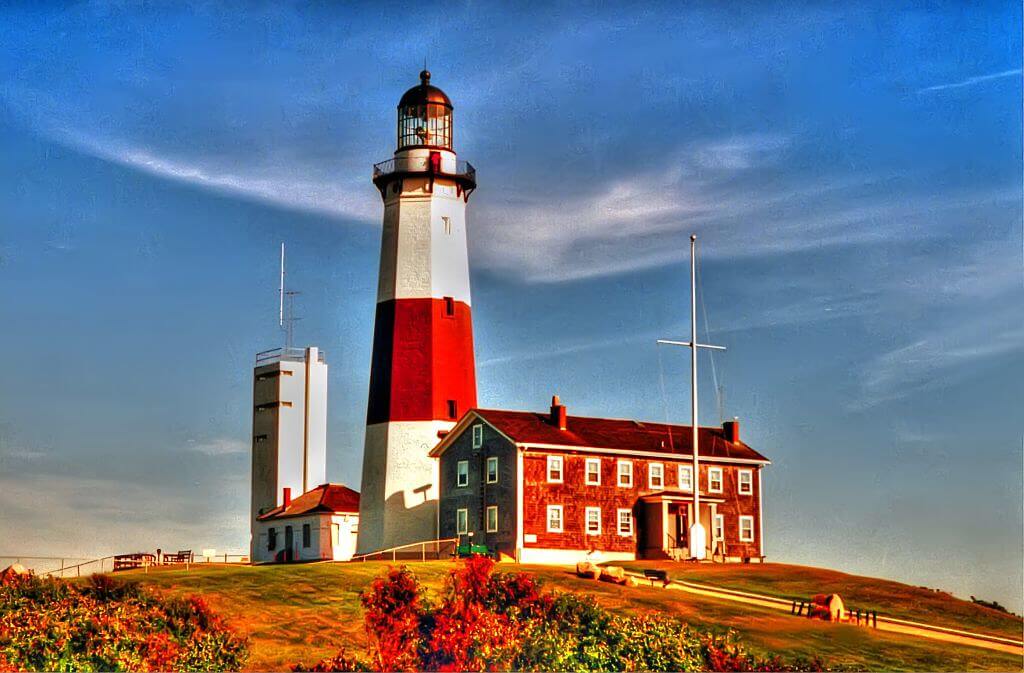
[113,553,155,572]
[643,568,670,587]
[161,550,193,565]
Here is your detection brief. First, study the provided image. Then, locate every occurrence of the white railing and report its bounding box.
[348,538,458,563]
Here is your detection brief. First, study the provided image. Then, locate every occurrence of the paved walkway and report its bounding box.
[622,571,1024,657]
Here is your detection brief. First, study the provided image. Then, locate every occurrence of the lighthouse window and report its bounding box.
[447,399,458,419]
[442,216,452,234]
[398,102,452,150]
[444,296,455,317]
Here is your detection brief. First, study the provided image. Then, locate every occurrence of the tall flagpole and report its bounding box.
[657,234,725,561]
[689,234,704,559]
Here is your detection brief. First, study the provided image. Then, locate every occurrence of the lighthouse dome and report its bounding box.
[398,70,452,107]
[397,70,453,151]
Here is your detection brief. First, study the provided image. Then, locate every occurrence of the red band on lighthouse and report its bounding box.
[366,297,477,425]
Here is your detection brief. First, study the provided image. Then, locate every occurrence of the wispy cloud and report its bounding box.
[474,133,1017,283]
[53,128,380,222]
[916,68,1021,94]
[852,240,1024,409]
[856,312,1024,409]
[185,437,249,456]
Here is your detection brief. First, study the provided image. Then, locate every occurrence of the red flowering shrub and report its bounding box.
[0,573,247,672]
[359,566,426,672]
[301,558,831,672]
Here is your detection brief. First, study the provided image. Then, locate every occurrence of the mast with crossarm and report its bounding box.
[657,234,726,561]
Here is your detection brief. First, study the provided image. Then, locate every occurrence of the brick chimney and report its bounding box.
[723,418,740,443]
[282,487,292,507]
[550,395,567,430]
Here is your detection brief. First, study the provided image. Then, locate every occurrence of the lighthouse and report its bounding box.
[357,71,478,553]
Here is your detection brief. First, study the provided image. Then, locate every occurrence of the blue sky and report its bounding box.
[1,3,1021,610]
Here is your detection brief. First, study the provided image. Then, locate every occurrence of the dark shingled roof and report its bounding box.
[257,483,360,521]
[465,409,769,463]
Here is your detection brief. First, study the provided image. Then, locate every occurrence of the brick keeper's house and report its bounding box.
[430,396,770,564]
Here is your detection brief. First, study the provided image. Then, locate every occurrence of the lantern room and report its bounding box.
[397,70,453,151]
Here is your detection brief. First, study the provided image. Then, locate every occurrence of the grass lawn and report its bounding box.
[611,560,1024,641]
[117,561,1023,672]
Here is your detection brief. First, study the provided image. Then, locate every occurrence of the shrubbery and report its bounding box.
[0,572,247,672]
[296,556,829,672]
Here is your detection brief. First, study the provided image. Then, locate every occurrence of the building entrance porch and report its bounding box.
[639,492,725,561]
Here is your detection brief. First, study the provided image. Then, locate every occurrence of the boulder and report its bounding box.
[576,561,599,579]
[599,565,627,585]
[808,593,845,622]
[0,564,29,585]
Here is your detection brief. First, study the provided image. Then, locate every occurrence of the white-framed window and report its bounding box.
[585,507,601,535]
[738,469,753,495]
[472,424,483,448]
[617,460,633,487]
[456,508,468,535]
[585,458,601,485]
[648,462,664,489]
[617,509,634,536]
[678,465,693,492]
[547,505,563,533]
[546,455,563,483]
[708,466,723,493]
[486,456,498,484]
[713,513,724,542]
[486,506,498,532]
[739,515,754,542]
[456,460,469,487]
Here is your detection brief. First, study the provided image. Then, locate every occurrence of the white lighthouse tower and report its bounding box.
[357,71,478,553]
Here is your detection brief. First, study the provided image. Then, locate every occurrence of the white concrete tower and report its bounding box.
[250,346,329,558]
[357,71,478,553]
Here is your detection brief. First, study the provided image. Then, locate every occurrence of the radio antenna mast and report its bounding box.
[279,243,285,329]
[279,243,301,350]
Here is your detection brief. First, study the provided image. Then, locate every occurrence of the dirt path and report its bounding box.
[622,571,1024,657]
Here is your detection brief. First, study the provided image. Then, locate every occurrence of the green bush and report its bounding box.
[0,573,247,672]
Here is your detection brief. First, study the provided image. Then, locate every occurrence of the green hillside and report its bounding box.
[117,561,1023,672]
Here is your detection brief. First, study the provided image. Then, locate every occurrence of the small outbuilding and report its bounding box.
[253,483,360,563]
